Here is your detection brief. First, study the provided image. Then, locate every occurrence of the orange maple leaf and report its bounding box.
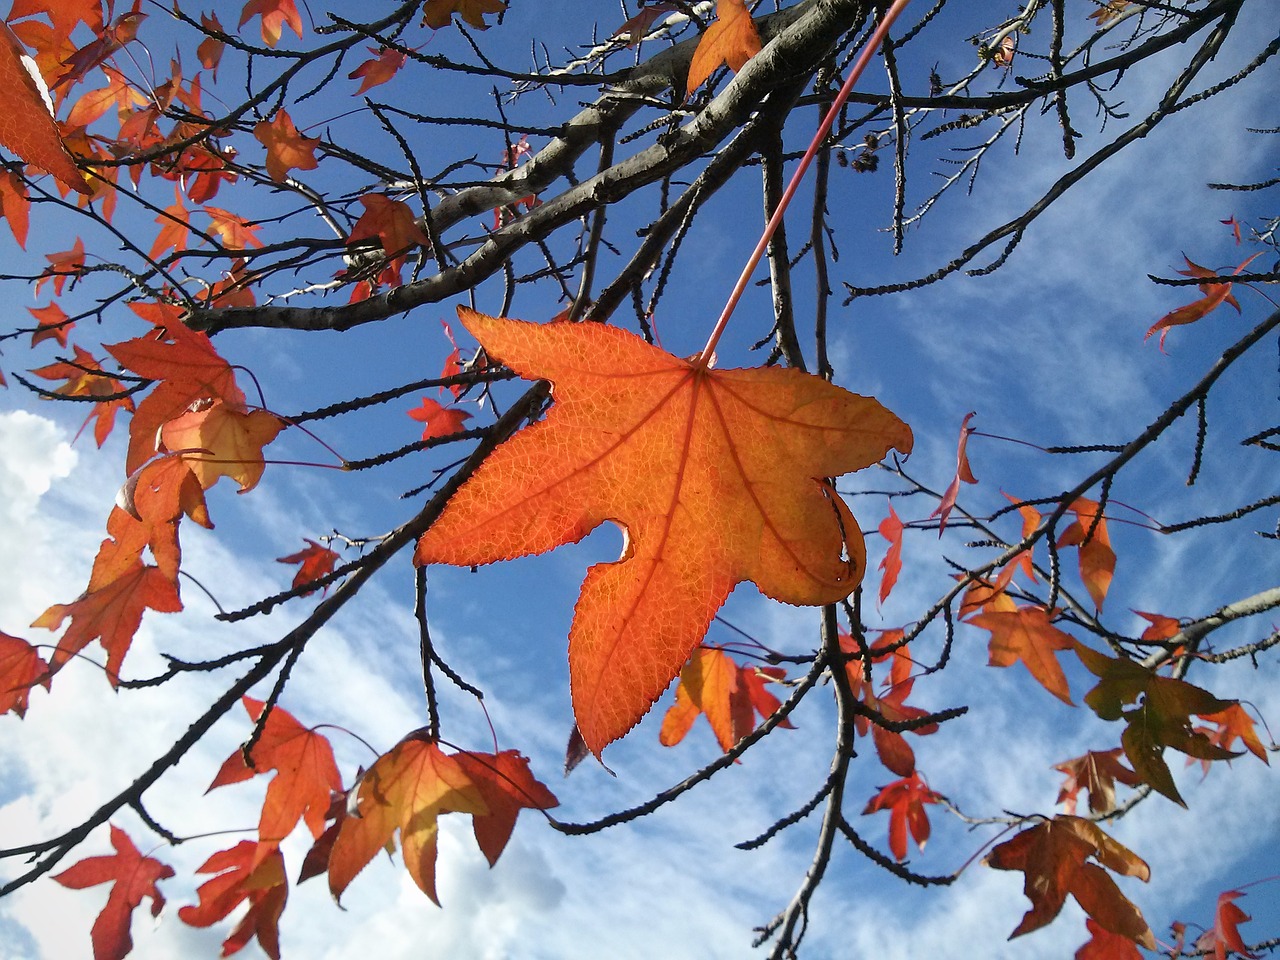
[53,824,175,960]
[843,630,937,777]
[968,605,1076,705]
[31,344,136,446]
[149,190,191,261]
[239,0,303,47]
[453,750,559,865]
[421,0,507,31]
[613,3,678,46]
[114,456,213,582]
[686,0,762,97]
[1053,748,1142,815]
[204,206,262,249]
[1195,889,1259,960]
[1076,917,1144,960]
[862,771,941,861]
[197,12,226,76]
[0,630,50,717]
[659,646,791,752]
[253,109,319,183]
[34,557,182,680]
[28,301,74,347]
[209,697,342,850]
[1056,497,1115,612]
[1133,609,1179,641]
[877,501,905,604]
[158,398,284,493]
[8,0,104,38]
[1146,253,1261,350]
[0,168,31,246]
[1088,2,1135,27]
[36,236,85,296]
[407,396,472,441]
[0,21,91,194]
[178,840,287,960]
[348,193,429,256]
[276,539,340,594]
[1195,702,1269,765]
[985,815,1154,946]
[348,46,408,93]
[416,308,912,756]
[51,10,146,91]
[327,734,489,905]
[931,410,977,534]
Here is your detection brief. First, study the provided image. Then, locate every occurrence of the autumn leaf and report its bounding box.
[51,11,147,91]
[1146,253,1261,350]
[1195,889,1259,960]
[421,0,507,31]
[0,167,31,246]
[240,0,303,47]
[276,539,340,595]
[254,109,319,182]
[53,824,175,960]
[416,308,911,756]
[968,605,1076,705]
[931,411,977,534]
[348,193,429,255]
[157,398,284,493]
[686,0,762,97]
[1076,917,1144,960]
[28,301,73,347]
[348,46,408,93]
[877,501,904,604]
[1195,703,1269,765]
[31,344,136,446]
[1075,642,1241,805]
[34,557,182,680]
[149,190,190,261]
[114,456,213,582]
[209,697,342,854]
[1053,748,1142,815]
[327,734,489,904]
[8,0,105,39]
[0,629,50,717]
[178,840,287,960]
[197,12,226,76]
[614,3,678,46]
[843,630,935,776]
[1133,609,1179,641]
[984,815,1154,947]
[659,646,791,752]
[862,771,941,861]
[36,236,85,296]
[1056,498,1115,611]
[0,21,91,194]
[204,206,262,249]
[452,750,559,865]
[1088,2,1134,27]
[407,396,472,441]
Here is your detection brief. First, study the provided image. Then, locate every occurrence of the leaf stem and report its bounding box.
[696,0,914,367]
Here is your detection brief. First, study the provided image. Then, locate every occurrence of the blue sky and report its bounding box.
[1,2,1277,958]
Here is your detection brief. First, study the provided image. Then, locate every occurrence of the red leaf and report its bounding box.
[877,501,905,604]
[239,0,303,47]
[1075,917,1144,960]
[407,396,473,441]
[862,772,940,861]
[1145,253,1261,350]
[253,109,319,182]
[0,22,91,194]
[0,630,51,717]
[347,193,429,255]
[276,538,339,595]
[658,646,791,752]
[28,301,74,347]
[931,411,977,534]
[1196,889,1259,960]
[54,825,174,960]
[178,840,287,960]
[348,46,408,93]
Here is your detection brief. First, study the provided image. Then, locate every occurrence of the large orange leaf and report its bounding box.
[968,605,1076,705]
[984,815,1154,947]
[327,734,489,905]
[416,308,912,756]
[0,21,91,194]
[158,398,284,493]
[253,109,318,182]
[53,824,174,960]
[208,697,342,850]
[239,0,303,48]
[686,0,762,96]
[177,840,287,960]
[347,193,429,255]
